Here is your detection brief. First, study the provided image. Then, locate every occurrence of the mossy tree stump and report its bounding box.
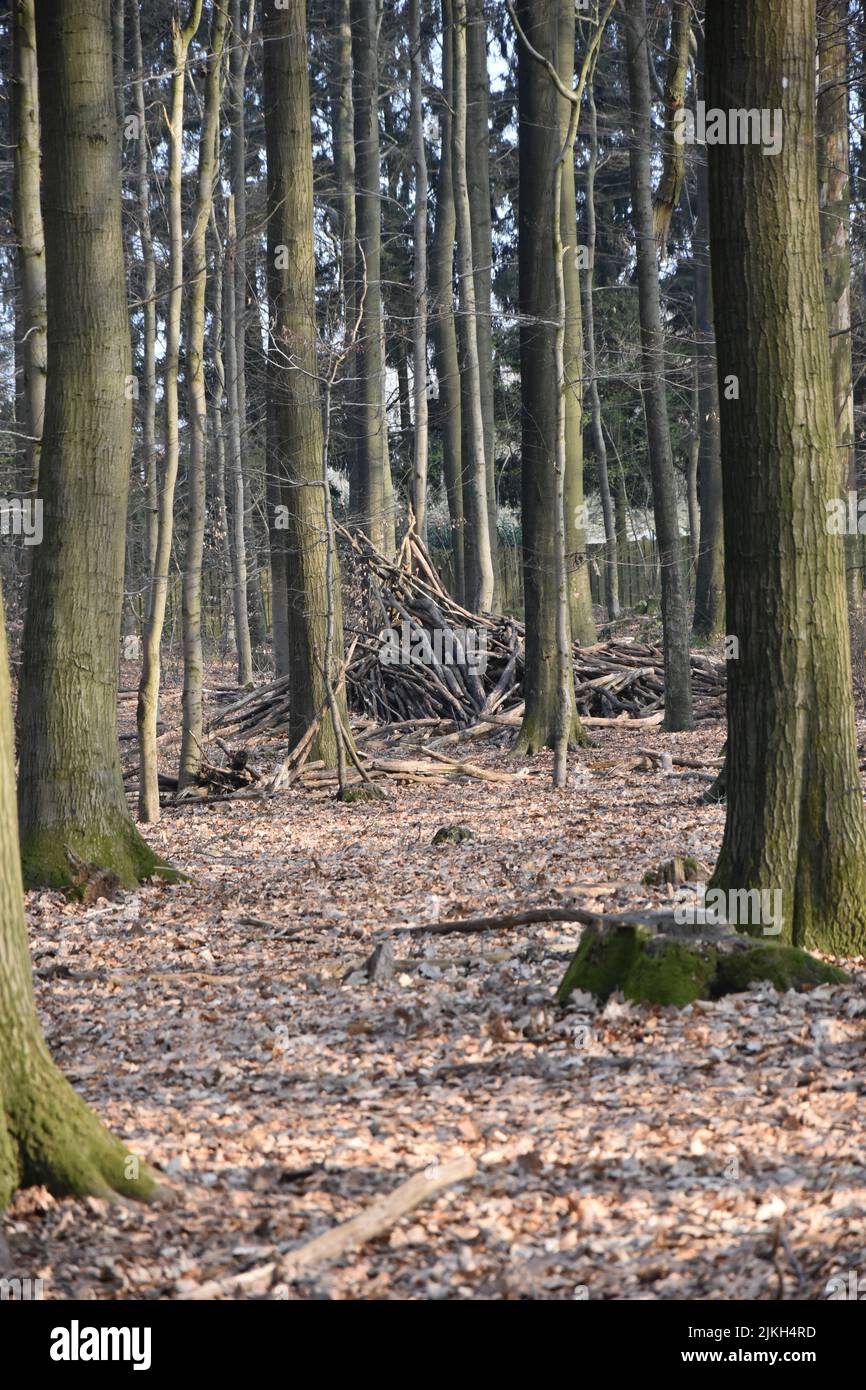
[557,916,849,1009]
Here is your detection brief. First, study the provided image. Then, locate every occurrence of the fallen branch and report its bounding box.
[180,1155,477,1299]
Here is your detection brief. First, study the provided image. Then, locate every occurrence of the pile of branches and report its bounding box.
[340,526,724,726]
[210,526,725,740]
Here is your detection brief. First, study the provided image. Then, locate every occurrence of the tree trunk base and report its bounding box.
[557,917,848,1009]
[0,1036,158,1211]
[19,813,172,891]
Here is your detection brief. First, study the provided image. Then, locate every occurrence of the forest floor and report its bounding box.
[5,661,866,1300]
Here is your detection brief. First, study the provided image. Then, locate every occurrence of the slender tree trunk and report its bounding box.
[128,0,157,577]
[430,0,465,600]
[179,0,228,789]
[208,210,237,657]
[623,0,693,730]
[452,0,494,612]
[331,0,357,514]
[558,0,595,645]
[18,0,159,886]
[817,0,857,607]
[582,75,619,621]
[410,0,430,541]
[512,0,585,754]
[264,0,349,763]
[136,0,203,823]
[11,0,47,497]
[224,197,254,685]
[692,79,724,639]
[466,0,497,598]
[227,0,258,664]
[351,0,394,555]
[706,0,866,951]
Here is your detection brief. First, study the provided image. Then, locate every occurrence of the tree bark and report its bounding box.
[18,0,159,886]
[558,0,595,645]
[0,581,156,1211]
[817,0,857,607]
[512,0,585,754]
[623,0,693,730]
[706,0,866,952]
[264,0,349,764]
[651,0,690,253]
[179,0,228,790]
[136,0,203,823]
[582,75,619,621]
[691,67,724,640]
[452,0,495,612]
[128,0,157,577]
[409,0,430,541]
[430,0,465,601]
[224,196,254,685]
[350,0,395,555]
[11,0,47,497]
[466,0,497,598]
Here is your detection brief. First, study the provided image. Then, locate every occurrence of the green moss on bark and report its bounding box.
[557,919,849,1008]
[19,815,173,891]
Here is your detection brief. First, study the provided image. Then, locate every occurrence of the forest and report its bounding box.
[0,0,865,1327]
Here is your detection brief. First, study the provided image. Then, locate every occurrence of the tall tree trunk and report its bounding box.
[512,0,584,754]
[136,0,203,823]
[264,0,348,763]
[466,0,497,598]
[410,0,430,541]
[351,0,395,555]
[18,0,159,887]
[452,0,494,612]
[706,0,866,951]
[558,0,595,645]
[128,0,157,576]
[331,0,357,516]
[430,0,465,600]
[582,74,619,621]
[623,0,693,731]
[817,0,857,607]
[691,72,724,639]
[208,209,237,657]
[224,197,254,685]
[227,0,257,668]
[11,0,47,497]
[179,0,228,789]
[0,580,156,1210]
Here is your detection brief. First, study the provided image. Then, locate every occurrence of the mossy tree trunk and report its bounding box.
[179,0,228,791]
[430,0,465,603]
[706,0,866,953]
[264,0,349,764]
[0,582,156,1211]
[513,0,585,755]
[17,0,159,887]
[623,0,694,731]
